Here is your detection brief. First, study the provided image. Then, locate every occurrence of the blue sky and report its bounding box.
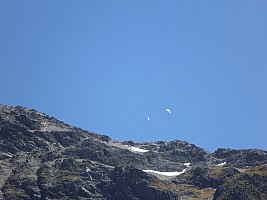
[1,1,267,151]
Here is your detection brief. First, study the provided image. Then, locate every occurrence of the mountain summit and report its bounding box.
[0,104,266,200]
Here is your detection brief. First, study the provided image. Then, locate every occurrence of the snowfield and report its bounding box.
[143,169,186,176]
[218,162,226,166]
[184,163,190,167]
[124,145,149,153]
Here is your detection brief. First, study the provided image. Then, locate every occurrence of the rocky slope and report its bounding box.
[0,104,266,200]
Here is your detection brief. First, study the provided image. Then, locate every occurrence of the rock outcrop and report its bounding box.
[213,165,267,200]
[0,104,266,199]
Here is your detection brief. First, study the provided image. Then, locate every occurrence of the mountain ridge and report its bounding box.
[0,104,266,199]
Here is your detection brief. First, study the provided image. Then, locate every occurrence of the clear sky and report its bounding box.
[1,1,267,151]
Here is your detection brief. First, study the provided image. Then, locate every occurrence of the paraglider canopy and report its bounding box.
[166,108,171,114]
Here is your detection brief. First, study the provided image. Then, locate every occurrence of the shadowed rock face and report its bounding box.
[0,104,266,200]
[214,148,267,169]
[213,165,267,200]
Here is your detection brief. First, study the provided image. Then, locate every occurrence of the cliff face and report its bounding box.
[0,104,266,200]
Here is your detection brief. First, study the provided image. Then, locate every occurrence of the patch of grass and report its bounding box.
[152,182,176,191]
[22,166,32,175]
[55,170,80,181]
[193,188,215,200]
[175,184,201,198]
[176,184,215,199]
[176,184,192,189]
[4,187,27,197]
[183,188,201,198]
[212,167,227,177]
[247,164,267,176]
[60,174,80,181]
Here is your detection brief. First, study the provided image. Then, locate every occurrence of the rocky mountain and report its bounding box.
[0,104,266,200]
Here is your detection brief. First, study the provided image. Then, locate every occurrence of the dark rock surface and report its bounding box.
[214,148,267,168]
[0,104,266,199]
[213,165,267,200]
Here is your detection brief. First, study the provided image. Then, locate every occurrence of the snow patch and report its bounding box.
[218,162,226,166]
[184,163,190,167]
[85,167,92,181]
[124,145,149,153]
[86,167,91,173]
[81,187,91,194]
[143,169,186,177]
[130,146,149,153]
